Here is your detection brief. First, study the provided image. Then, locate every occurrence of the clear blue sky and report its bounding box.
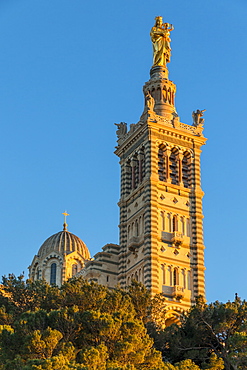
[0,0,246,303]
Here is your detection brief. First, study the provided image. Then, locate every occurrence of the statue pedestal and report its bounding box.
[150,66,168,80]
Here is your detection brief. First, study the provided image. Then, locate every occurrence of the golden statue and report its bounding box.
[150,16,174,68]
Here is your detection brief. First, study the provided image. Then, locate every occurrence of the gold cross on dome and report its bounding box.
[62,211,69,230]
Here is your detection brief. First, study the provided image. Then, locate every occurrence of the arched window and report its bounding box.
[171,91,175,105]
[169,148,179,185]
[163,86,167,103]
[182,269,186,288]
[151,88,156,101]
[181,217,185,234]
[135,220,139,236]
[172,215,178,232]
[173,268,179,286]
[168,213,172,232]
[139,216,142,235]
[187,270,192,290]
[140,147,145,182]
[161,264,166,285]
[156,87,161,101]
[72,264,78,277]
[37,269,41,280]
[128,225,131,239]
[167,88,171,104]
[131,155,139,189]
[168,266,172,285]
[50,263,57,285]
[182,152,191,188]
[161,211,165,230]
[186,218,190,237]
[126,160,132,194]
[158,146,166,181]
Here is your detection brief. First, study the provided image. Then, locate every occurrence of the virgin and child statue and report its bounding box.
[150,16,174,68]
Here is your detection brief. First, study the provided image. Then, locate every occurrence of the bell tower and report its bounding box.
[115,17,207,318]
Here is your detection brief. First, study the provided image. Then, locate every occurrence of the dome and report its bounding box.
[37,223,90,260]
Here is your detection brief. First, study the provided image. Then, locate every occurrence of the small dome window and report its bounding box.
[72,264,78,277]
[50,263,57,285]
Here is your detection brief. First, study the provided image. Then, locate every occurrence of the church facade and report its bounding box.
[29,17,206,322]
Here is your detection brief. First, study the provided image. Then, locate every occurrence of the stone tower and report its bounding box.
[115,17,206,320]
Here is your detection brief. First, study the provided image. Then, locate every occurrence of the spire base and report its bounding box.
[150,66,169,80]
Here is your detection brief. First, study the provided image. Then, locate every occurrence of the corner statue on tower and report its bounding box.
[150,16,174,68]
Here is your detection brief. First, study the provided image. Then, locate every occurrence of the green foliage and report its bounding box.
[153,295,247,370]
[0,275,246,370]
[0,276,165,369]
[77,344,108,369]
[203,353,224,370]
[126,281,152,324]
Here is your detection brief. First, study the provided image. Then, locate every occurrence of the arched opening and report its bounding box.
[182,269,186,288]
[173,268,179,286]
[171,91,175,105]
[161,264,166,284]
[163,87,167,102]
[188,270,192,290]
[72,264,78,277]
[182,151,191,188]
[167,88,171,104]
[169,148,179,185]
[168,213,172,232]
[126,160,132,194]
[36,267,41,280]
[168,266,172,285]
[140,147,145,182]
[161,211,165,230]
[131,155,139,189]
[139,216,142,235]
[156,87,161,101]
[50,263,57,285]
[135,220,139,237]
[158,145,166,181]
[135,271,138,281]
[165,312,181,327]
[186,218,190,237]
[172,215,178,232]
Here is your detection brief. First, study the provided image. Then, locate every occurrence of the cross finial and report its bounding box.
[62,211,69,231]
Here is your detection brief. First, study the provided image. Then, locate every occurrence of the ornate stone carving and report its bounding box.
[115,122,127,139]
[192,109,206,127]
[146,91,155,111]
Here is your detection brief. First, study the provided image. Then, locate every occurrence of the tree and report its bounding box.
[0,276,167,369]
[153,295,247,370]
[0,275,244,370]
